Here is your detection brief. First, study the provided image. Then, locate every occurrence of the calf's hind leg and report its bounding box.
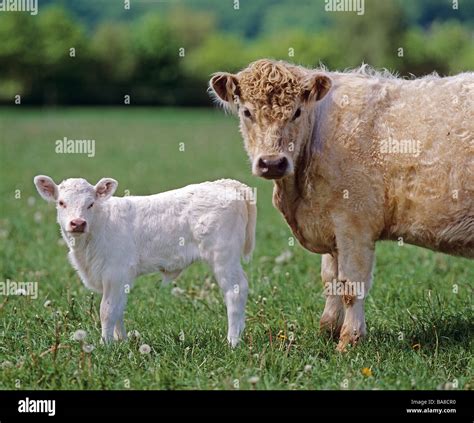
[211,253,249,348]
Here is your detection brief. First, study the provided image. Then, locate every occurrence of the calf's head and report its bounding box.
[209,59,331,180]
[34,175,118,236]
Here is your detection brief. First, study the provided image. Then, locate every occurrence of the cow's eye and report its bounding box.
[58,200,66,208]
[292,108,301,121]
[88,202,94,209]
[243,108,252,118]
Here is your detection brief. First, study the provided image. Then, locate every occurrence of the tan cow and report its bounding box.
[209,59,474,351]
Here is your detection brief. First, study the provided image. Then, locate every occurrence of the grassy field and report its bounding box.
[0,108,472,390]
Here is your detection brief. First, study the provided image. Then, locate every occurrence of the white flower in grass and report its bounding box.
[275,250,293,264]
[1,361,14,369]
[139,344,151,355]
[43,300,52,308]
[82,344,94,353]
[33,211,43,223]
[27,196,36,206]
[73,329,87,341]
[304,365,312,373]
[127,330,141,340]
[171,287,185,297]
[16,288,27,296]
[248,376,260,385]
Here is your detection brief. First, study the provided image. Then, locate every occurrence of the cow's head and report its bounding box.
[34,175,117,236]
[209,59,331,180]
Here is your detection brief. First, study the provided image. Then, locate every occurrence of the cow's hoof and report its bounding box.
[336,329,364,352]
[319,318,342,339]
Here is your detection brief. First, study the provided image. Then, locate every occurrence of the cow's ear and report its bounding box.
[34,175,58,202]
[302,73,332,103]
[95,178,118,201]
[209,72,240,107]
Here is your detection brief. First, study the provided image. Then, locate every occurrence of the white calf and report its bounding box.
[34,175,257,347]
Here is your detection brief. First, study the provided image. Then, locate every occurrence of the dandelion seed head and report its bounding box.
[73,329,87,341]
[82,344,94,353]
[248,376,260,385]
[127,330,141,339]
[139,344,151,355]
[1,361,14,369]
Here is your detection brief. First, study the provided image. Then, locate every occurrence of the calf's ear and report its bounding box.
[302,73,332,103]
[95,178,118,201]
[34,175,58,202]
[209,72,240,108]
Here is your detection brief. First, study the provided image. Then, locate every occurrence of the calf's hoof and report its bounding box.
[227,336,241,348]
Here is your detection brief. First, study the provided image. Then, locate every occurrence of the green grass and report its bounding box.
[0,107,472,390]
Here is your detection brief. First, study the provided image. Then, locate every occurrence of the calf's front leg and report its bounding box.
[114,315,127,341]
[100,278,128,344]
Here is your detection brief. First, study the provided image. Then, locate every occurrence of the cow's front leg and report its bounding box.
[100,277,128,344]
[335,236,375,352]
[320,254,345,338]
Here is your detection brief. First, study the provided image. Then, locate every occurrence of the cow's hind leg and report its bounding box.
[320,254,345,338]
[335,238,375,352]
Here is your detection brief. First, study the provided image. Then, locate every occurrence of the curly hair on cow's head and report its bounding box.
[237,59,306,121]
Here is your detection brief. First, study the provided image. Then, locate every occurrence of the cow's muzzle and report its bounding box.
[254,154,291,179]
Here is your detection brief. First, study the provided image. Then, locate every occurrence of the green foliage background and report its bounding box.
[0,0,473,105]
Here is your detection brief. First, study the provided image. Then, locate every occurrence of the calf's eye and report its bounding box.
[88,202,94,209]
[58,200,66,208]
[243,108,252,118]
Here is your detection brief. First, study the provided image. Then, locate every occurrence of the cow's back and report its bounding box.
[318,70,474,257]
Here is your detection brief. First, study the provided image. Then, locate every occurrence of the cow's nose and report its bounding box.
[257,155,289,179]
[70,218,87,232]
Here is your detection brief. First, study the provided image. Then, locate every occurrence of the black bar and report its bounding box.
[0,390,472,419]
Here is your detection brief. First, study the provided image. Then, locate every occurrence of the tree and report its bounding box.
[131,13,182,104]
[91,23,137,83]
[36,6,89,103]
[0,14,42,101]
[329,0,407,71]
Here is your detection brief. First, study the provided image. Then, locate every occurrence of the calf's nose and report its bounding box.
[70,218,87,232]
